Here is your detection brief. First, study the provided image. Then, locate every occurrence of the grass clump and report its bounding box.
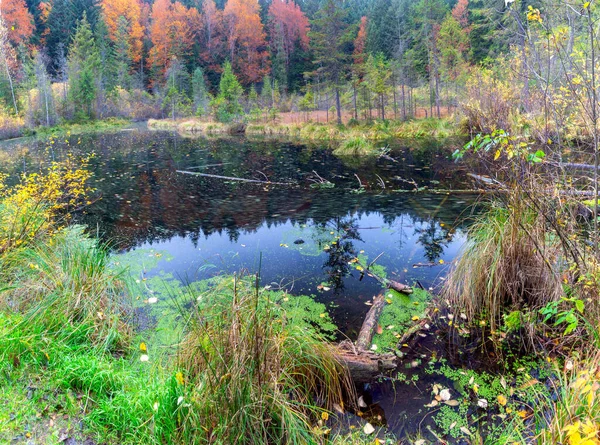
[443,198,562,342]
[176,275,355,444]
[333,136,376,156]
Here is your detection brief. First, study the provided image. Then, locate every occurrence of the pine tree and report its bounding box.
[364,53,392,120]
[309,0,353,125]
[114,15,132,88]
[192,66,210,116]
[211,60,243,122]
[261,74,272,108]
[46,0,75,72]
[94,15,115,116]
[68,13,100,119]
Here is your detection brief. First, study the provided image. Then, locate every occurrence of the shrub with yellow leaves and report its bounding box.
[0,155,93,254]
[537,356,600,445]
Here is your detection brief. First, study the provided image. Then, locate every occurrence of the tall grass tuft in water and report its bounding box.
[174,276,355,445]
[443,196,562,341]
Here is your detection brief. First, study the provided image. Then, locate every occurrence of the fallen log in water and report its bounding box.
[387,279,413,294]
[333,341,397,383]
[356,294,386,351]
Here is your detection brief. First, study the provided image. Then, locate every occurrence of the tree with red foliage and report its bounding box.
[1,0,34,46]
[224,0,269,85]
[268,0,309,63]
[148,0,199,78]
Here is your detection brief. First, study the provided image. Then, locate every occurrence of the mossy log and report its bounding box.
[387,279,413,294]
[333,342,397,383]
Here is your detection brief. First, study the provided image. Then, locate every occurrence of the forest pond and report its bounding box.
[0,127,481,438]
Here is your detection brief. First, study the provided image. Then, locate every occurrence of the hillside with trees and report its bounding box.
[0,0,537,137]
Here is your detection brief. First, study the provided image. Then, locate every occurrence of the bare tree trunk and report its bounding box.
[335,87,342,125]
[392,75,397,120]
[588,8,599,254]
[401,82,406,120]
[353,83,357,120]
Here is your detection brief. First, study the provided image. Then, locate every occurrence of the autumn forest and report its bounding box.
[7,0,600,444]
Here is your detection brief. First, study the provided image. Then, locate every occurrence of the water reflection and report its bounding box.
[0,129,478,334]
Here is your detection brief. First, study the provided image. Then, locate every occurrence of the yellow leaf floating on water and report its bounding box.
[356,265,364,272]
[140,342,147,353]
[319,313,327,318]
[175,372,185,385]
[439,259,444,264]
[497,395,507,406]
[385,298,392,304]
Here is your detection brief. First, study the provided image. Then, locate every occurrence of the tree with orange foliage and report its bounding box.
[353,16,367,66]
[101,0,144,64]
[451,0,469,30]
[0,0,34,46]
[223,0,269,85]
[199,0,225,78]
[148,0,198,78]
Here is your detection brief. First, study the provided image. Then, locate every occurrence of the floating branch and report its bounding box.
[176,170,294,185]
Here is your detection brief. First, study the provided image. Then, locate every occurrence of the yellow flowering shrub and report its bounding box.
[0,155,94,254]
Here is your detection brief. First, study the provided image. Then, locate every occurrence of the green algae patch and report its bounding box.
[371,288,432,352]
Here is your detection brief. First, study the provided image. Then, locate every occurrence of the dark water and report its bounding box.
[0,128,481,439]
[0,128,479,337]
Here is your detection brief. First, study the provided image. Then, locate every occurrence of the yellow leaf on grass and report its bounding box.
[321,411,329,421]
[140,342,147,353]
[175,372,185,385]
[497,395,507,406]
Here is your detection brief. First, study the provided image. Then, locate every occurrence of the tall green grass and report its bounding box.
[443,200,562,343]
[175,276,355,444]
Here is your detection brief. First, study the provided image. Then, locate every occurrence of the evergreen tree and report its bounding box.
[308,0,353,125]
[211,61,243,122]
[46,0,101,72]
[192,67,210,116]
[261,74,273,108]
[68,13,100,119]
[114,15,132,89]
[364,53,392,120]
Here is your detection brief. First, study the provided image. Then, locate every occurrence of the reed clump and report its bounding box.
[176,276,355,444]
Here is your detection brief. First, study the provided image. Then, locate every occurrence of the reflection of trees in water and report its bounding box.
[1,131,476,251]
[414,219,455,262]
[320,217,363,292]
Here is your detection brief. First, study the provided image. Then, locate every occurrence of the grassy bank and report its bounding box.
[148,117,463,154]
[26,118,132,139]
